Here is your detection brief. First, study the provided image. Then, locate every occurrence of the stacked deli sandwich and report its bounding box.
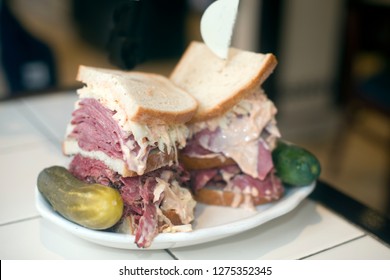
[170,41,284,208]
[42,41,286,249]
[63,65,198,248]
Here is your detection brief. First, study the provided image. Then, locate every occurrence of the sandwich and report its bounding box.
[63,65,198,248]
[170,41,284,209]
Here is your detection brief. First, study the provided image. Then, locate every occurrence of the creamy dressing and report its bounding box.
[153,173,196,230]
[165,224,192,233]
[227,190,257,209]
[242,193,255,210]
[190,89,280,178]
[230,192,243,208]
[155,178,196,224]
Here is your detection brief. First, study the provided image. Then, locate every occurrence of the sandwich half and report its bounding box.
[64,65,197,177]
[170,41,284,209]
[64,65,198,248]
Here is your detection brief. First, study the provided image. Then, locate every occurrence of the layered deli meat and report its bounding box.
[69,155,195,248]
[182,89,284,207]
[63,82,196,248]
[65,94,189,176]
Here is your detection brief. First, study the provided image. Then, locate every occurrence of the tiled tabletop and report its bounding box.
[1,91,389,260]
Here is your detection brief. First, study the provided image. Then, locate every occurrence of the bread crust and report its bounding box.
[179,154,235,170]
[76,65,198,125]
[190,53,277,123]
[162,209,183,226]
[194,187,282,207]
[121,151,177,177]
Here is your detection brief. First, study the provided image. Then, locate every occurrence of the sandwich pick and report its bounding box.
[200,0,240,59]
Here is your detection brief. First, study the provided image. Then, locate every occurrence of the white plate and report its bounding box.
[35,182,315,250]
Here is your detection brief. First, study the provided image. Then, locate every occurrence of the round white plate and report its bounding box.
[35,182,315,250]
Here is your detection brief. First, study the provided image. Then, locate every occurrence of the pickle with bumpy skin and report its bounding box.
[272,141,321,186]
[37,166,123,230]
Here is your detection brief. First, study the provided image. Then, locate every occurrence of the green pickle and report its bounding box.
[272,141,321,186]
[37,166,123,230]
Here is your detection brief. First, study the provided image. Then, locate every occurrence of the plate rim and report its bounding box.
[35,182,315,250]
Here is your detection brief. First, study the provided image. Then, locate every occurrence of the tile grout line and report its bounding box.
[0,215,41,227]
[165,249,179,260]
[298,234,367,259]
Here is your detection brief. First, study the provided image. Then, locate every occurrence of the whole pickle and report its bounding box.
[272,142,321,186]
[37,166,123,230]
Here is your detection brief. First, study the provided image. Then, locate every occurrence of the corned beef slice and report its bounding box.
[134,177,158,248]
[256,140,274,180]
[182,89,280,184]
[69,98,148,168]
[182,128,218,157]
[191,164,283,202]
[70,98,127,159]
[231,173,283,201]
[69,153,120,185]
[183,127,274,180]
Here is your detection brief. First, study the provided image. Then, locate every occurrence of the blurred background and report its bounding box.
[0,0,389,218]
